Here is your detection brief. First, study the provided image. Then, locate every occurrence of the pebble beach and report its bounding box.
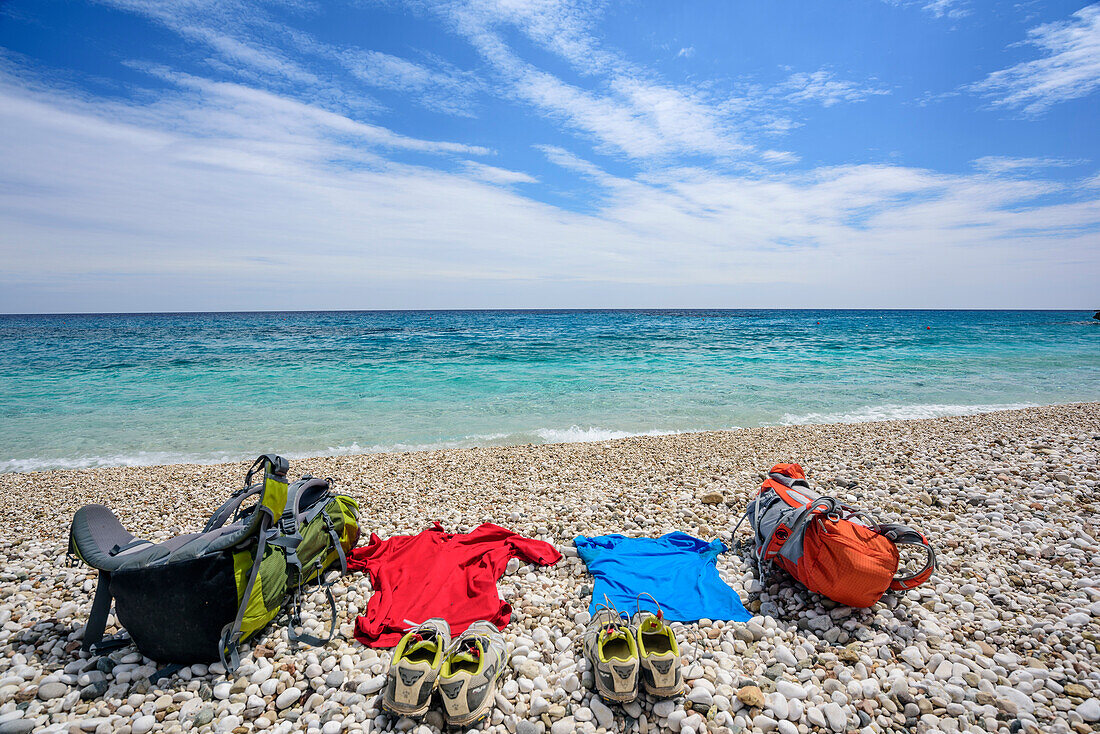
[1,401,1099,734]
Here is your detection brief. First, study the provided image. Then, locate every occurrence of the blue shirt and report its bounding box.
[574,532,751,623]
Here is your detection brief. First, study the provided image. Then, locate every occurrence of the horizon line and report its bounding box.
[1,307,1097,317]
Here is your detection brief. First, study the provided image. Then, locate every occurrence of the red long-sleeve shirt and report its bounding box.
[349,522,563,647]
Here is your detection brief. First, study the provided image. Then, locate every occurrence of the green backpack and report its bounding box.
[68,454,360,673]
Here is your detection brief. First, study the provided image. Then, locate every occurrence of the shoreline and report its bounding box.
[1,400,1092,478]
[0,401,1098,732]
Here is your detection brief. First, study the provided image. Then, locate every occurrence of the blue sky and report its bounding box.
[0,0,1098,311]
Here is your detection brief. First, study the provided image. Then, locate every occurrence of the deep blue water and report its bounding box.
[1,310,1097,472]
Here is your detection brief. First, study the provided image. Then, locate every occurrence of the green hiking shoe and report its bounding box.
[437,621,507,727]
[583,608,640,703]
[631,610,682,697]
[382,618,452,718]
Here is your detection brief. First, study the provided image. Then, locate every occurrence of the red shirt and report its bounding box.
[349,522,563,647]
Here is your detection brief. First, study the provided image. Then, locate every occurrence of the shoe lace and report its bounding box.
[443,626,486,660]
[592,596,629,635]
[630,593,703,668]
[634,591,665,622]
[401,619,440,646]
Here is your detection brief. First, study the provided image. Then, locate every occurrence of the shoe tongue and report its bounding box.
[407,637,437,655]
[641,618,661,632]
[452,639,484,665]
[603,626,628,642]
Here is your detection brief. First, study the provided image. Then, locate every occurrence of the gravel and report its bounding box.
[0,402,1098,733]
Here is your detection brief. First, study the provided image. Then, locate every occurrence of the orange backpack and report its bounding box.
[738,463,935,608]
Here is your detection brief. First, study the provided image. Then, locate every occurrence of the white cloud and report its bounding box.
[883,0,970,20]
[90,0,851,167]
[761,150,801,165]
[337,49,483,117]
[95,0,322,86]
[535,144,632,189]
[973,155,1086,174]
[778,69,891,107]
[432,0,752,161]
[95,0,487,119]
[1,69,1097,311]
[677,47,695,59]
[462,161,538,184]
[968,4,1100,114]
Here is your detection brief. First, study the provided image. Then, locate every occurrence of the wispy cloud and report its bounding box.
[973,155,1087,174]
[677,46,695,59]
[761,150,801,165]
[430,0,752,161]
[95,0,322,86]
[337,49,484,117]
[462,161,538,185]
[883,0,971,20]
[967,4,1100,114]
[96,0,487,119]
[1,0,1097,310]
[1,67,1096,311]
[777,69,891,107]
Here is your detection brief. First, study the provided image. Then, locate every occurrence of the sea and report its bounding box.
[1,310,1097,473]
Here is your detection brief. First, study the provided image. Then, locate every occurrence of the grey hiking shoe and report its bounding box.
[631,610,682,697]
[583,607,640,703]
[382,618,452,718]
[437,621,507,728]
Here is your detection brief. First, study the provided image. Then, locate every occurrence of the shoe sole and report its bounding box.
[594,679,639,704]
[642,683,683,698]
[442,673,500,728]
[597,690,638,703]
[382,697,432,720]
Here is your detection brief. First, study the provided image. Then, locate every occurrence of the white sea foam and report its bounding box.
[321,427,683,454]
[1,427,694,472]
[0,405,1043,472]
[532,426,683,443]
[314,433,515,456]
[777,402,1036,426]
[0,450,249,474]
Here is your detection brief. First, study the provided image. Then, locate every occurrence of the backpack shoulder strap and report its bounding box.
[203,485,262,532]
[878,523,937,590]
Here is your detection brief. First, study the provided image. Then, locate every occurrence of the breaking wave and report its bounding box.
[1,427,690,472]
[778,402,1036,425]
[0,405,1049,472]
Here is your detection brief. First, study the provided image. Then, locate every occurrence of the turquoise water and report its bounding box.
[1,310,1097,472]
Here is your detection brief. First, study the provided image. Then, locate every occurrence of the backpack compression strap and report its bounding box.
[203,484,262,533]
[218,507,274,674]
[270,478,346,649]
[878,523,937,590]
[244,454,289,488]
[205,454,289,533]
[765,472,819,509]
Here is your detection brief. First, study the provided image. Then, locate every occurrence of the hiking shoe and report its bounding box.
[382,618,451,718]
[631,610,682,697]
[436,621,507,727]
[583,608,640,703]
